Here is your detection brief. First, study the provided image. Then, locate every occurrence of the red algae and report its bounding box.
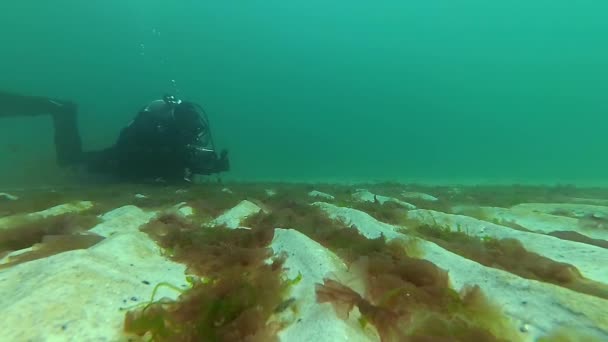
[124,211,289,341]
[243,200,517,341]
[412,224,608,300]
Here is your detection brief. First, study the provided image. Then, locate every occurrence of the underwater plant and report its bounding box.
[243,200,519,341]
[0,212,101,268]
[346,200,411,226]
[578,213,608,230]
[315,261,516,342]
[411,223,608,299]
[0,212,99,252]
[547,231,608,249]
[316,277,408,342]
[123,210,290,341]
[5,182,608,340]
[0,233,104,269]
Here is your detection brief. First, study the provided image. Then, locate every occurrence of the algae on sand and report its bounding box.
[123,211,291,341]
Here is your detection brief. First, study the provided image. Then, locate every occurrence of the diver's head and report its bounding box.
[163,94,182,106]
[143,94,182,114]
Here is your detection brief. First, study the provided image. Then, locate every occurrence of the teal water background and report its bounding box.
[1,1,607,186]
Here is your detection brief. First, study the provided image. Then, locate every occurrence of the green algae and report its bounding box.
[125,268,287,341]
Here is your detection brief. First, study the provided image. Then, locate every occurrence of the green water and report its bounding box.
[1,1,607,186]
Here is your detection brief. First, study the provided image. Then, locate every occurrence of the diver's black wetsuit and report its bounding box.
[0,90,229,182]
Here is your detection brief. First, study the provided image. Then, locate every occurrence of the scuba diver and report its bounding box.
[0,90,230,183]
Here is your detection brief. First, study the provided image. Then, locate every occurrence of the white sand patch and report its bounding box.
[91,205,156,237]
[352,190,416,210]
[163,202,195,217]
[0,206,188,342]
[314,202,402,240]
[309,190,335,200]
[207,200,263,229]
[401,191,439,202]
[177,204,194,217]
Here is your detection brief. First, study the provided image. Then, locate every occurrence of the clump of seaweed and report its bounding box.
[0,212,101,267]
[403,285,515,342]
[243,201,518,341]
[403,197,454,215]
[490,219,533,232]
[0,233,104,269]
[315,274,514,342]
[157,183,244,221]
[412,224,608,299]
[578,213,608,230]
[548,231,608,249]
[457,208,534,232]
[549,208,577,218]
[123,211,289,341]
[248,189,315,212]
[0,190,77,216]
[347,200,410,226]
[242,200,419,262]
[316,278,408,341]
